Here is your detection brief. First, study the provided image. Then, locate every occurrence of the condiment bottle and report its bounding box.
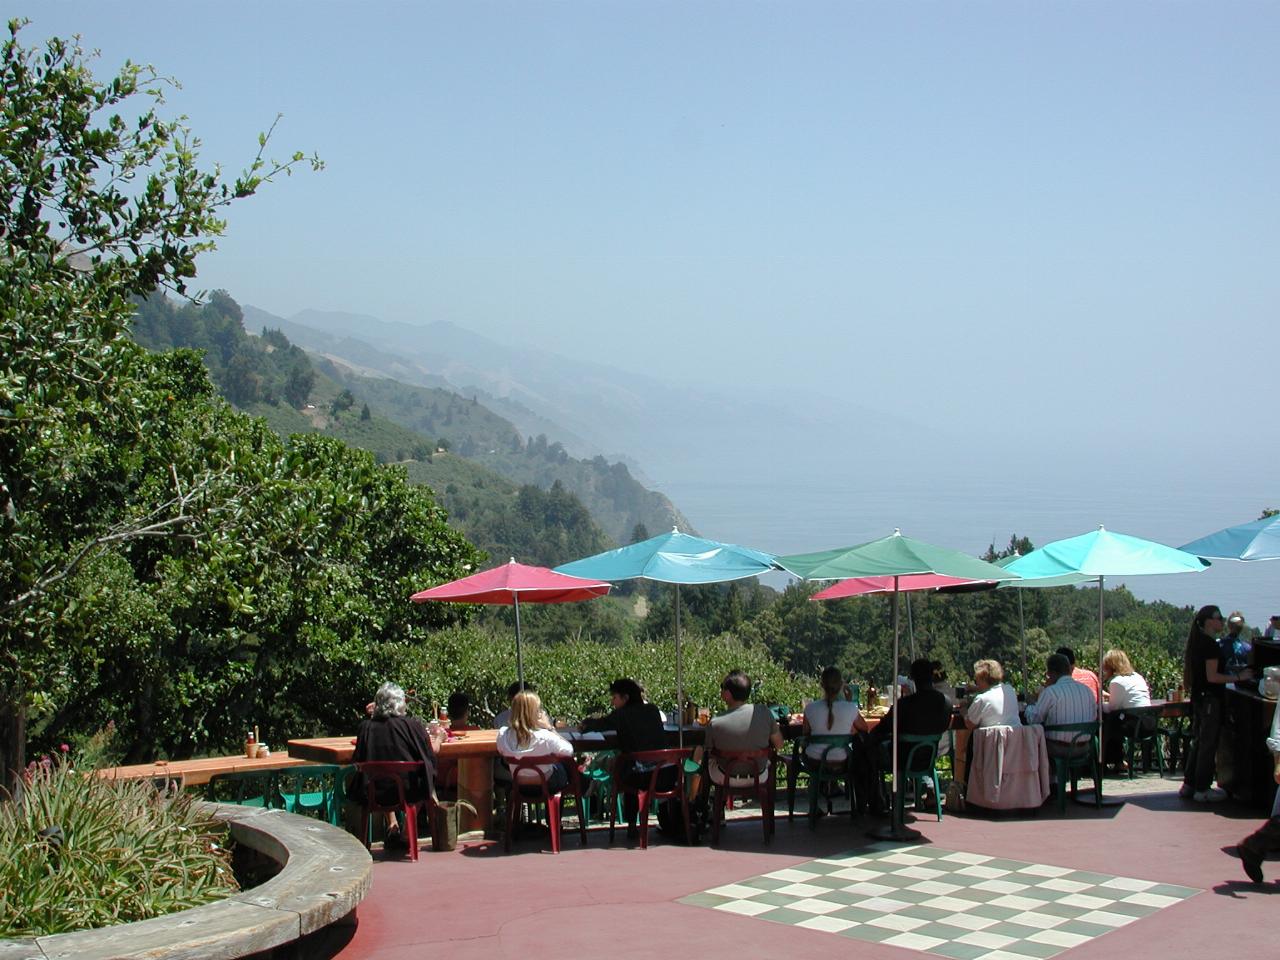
[245,728,257,758]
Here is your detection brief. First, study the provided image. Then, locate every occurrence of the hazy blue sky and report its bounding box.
[21,2,1278,452]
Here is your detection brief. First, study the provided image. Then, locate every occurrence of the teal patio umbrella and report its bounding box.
[1004,527,1208,783]
[995,555,1093,695]
[1179,514,1280,562]
[555,528,778,741]
[779,530,1020,842]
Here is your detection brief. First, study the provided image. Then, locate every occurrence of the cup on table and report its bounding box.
[257,745,270,758]
[1166,688,1175,702]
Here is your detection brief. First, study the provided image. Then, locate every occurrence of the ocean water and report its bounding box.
[659,470,1279,625]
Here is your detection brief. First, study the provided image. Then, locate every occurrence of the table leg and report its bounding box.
[456,755,493,836]
[952,728,971,786]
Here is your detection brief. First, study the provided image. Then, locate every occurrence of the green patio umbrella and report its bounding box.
[778,530,1019,842]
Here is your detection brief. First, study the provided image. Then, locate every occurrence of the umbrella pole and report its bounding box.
[675,583,684,750]
[1097,574,1105,737]
[870,577,923,843]
[514,593,525,690]
[907,594,916,662]
[1018,588,1027,697]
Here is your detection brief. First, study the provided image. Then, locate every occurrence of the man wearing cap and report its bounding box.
[1221,612,1252,674]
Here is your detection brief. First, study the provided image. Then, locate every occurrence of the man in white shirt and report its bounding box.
[1025,653,1097,760]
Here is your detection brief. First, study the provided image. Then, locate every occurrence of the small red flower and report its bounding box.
[60,743,70,753]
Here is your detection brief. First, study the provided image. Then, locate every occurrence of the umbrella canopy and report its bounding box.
[411,559,611,685]
[782,531,1018,842]
[993,555,1093,696]
[1179,514,1280,561]
[410,559,611,605]
[555,528,777,744]
[810,573,983,600]
[555,527,777,584]
[1002,526,1208,580]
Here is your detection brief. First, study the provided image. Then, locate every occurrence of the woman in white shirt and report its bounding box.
[497,690,576,793]
[1101,648,1152,771]
[964,659,1022,729]
[802,666,869,764]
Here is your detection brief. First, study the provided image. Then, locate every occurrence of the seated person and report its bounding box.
[496,690,576,794]
[1057,646,1100,702]
[965,659,1022,729]
[1221,612,1253,675]
[446,691,479,731]
[1025,653,1097,760]
[870,658,952,772]
[351,682,442,847]
[581,678,670,838]
[802,666,870,763]
[493,680,550,729]
[704,670,784,785]
[1101,648,1152,769]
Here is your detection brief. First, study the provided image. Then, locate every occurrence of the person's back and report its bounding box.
[968,682,1023,728]
[582,698,665,753]
[705,671,782,784]
[1027,655,1097,758]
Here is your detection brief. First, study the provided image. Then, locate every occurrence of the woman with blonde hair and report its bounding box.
[497,690,576,793]
[964,659,1022,729]
[1101,648,1151,772]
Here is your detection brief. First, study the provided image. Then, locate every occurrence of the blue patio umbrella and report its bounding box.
[1179,514,1280,561]
[1004,527,1208,753]
[556,528,778,739]
[995,555,1093,695]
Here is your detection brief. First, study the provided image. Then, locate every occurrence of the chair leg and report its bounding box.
[505,792,518,853]
[710,786,723,846]
[637,789,651,849]
[404,805,418,862]
[548,797,562,853]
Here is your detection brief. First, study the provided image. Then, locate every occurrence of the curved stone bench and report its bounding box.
[0,802,372,960]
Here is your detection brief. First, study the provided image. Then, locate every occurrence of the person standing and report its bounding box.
[1221,612,1253,674]
[1237,700,1280,882]
[1181,605,1254,802]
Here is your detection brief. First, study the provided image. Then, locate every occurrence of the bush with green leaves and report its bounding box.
[0,755,237,938]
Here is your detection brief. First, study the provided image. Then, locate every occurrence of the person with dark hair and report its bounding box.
[1025,654,1096,761]
[581,677,670,839]
[493,680,545,729]
[868,659,951,811]
[446,692,476,731]
[705,670,783,785]
[1056,646,1100,702]
[1181,605,1254,802]
[802,667,870,759]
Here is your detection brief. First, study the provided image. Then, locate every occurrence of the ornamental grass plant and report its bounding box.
[0,754,239,939]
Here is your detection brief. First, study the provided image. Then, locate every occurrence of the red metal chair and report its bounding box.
[504,757,587,854]
[355,760,429,861]
[707,747,777,845]
[609,748,692,849]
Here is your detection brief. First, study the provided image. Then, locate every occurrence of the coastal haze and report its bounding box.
[22,4,1278,620]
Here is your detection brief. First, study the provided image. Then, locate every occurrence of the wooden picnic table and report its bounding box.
[96,752,314,788]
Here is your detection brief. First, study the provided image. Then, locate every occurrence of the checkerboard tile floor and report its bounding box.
[680,844,1199,959]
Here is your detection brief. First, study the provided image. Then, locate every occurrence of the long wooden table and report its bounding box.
[96,753,314,788]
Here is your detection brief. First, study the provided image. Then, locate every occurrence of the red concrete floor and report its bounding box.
[322,792,1278,960]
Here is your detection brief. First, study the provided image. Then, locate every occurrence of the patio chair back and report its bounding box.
[610,747,692,848]
[707,747,776,846]
[356,760,428,861]
[503,756,587,854]
[1042,721,1102,813]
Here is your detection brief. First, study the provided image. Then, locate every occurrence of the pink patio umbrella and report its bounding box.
[411,558,611,687]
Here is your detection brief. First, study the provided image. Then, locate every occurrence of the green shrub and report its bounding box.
[0,756,238,938]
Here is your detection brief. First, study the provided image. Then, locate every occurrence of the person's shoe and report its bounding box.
[1192,788,1227,803]
[1239,845,1265,883]
[1178,783,1195,799]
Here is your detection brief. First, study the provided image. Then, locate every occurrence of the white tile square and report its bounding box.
[857,896,911,913]
[1036,877,1092,893]
[828,866,882,881]
[1058,893,1114,910]
[906,880,964,896]
[714,899,774,917]
[1028,928,1093,948]
[1122,891,1183,908]
[956,931,1017,949]
[919,895,984,913]
[1016,862,1074,877]
[940,850,993,864]
[788,897,846,915]
[878,852,932,865]
[773,882,832,898]
[989,894,1046,910]
[764,867,823,882]
[974,951,1045,960]
[938,912,999,931]
[957,864,1013,879]
[1077,909,1139,927]
[1100,876,1156,892]
[1005,910,1067,930]
[796,915,858,933]
[840,881,897,897]
[882,932,947,950]
[972,879,1031,894]
[897,865,947,880]
[866,913,927,932]
[704,883,763,899]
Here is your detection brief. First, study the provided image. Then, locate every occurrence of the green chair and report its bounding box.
[788,734,857,830]
[206,770,279,808]
[579,750,619,825]
[1043,721,1102,812]
[883,734,943,824]
[1121,713,1166,778]
[278,764,344,824]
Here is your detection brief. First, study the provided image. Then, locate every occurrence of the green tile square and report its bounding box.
[1055,919,1112,938]
[800,861,846,876]
[1149,883,1199,899]
[967,903,1021,920]
[837,923,899,944]
[807,874,857,889]
[999,922,1050,941]
[997,938,1066,959]
[749,891,799,907]
[1027,900,1090,919]
[947,886,1001,903]
[1016,886,1068,902]
[755,907,816,926]
[895,904,953,922]
[740,877,790,892]
[1102,900,1158,918]
[679,893,729,908]
[886,888,935,904]
[817,889,874,906]
[929,942,998,960]
[985,857,1032,872]
[827,905,884,924]
[1061,870,1113,886]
